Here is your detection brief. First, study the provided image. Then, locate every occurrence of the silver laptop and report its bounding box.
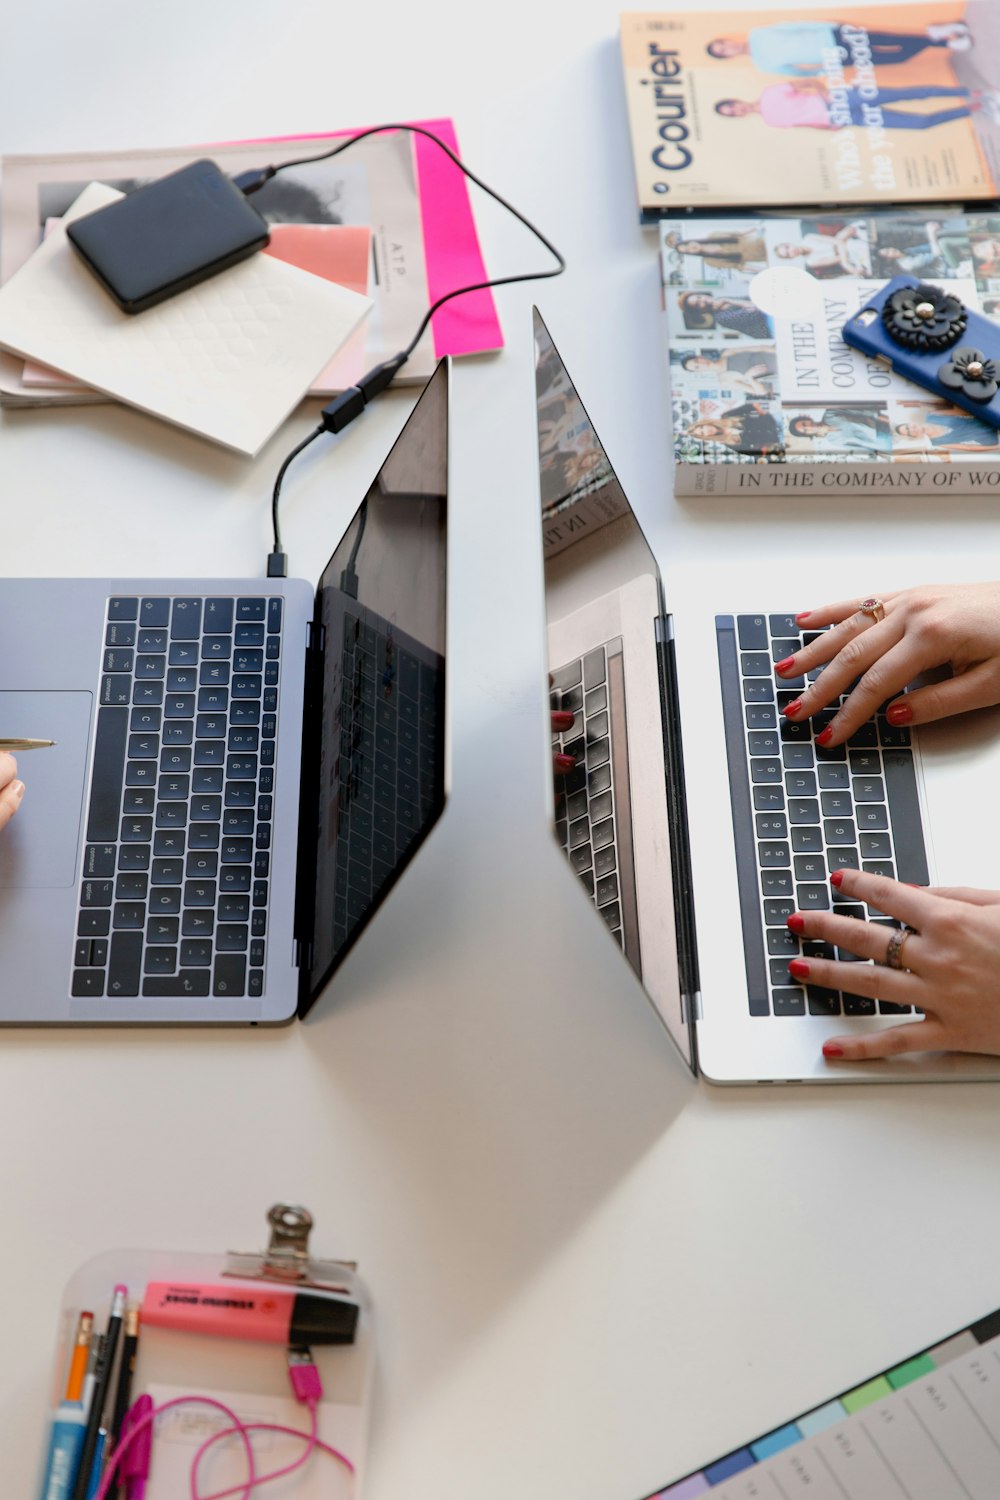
[535,309,1000,1084]
[0,360,448,1024]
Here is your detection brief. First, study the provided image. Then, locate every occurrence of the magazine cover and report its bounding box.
[661,208,1000,493]
[622,3,1000,220]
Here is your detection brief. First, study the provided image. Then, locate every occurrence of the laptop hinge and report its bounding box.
[655,614,701,1047]
[683,989,703,1025]
[293,615,325,987]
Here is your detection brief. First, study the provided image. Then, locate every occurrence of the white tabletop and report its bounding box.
[4,2,1000,1498]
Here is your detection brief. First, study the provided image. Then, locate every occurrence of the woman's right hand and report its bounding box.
[0,753,24,832]
[777,582,1000,747]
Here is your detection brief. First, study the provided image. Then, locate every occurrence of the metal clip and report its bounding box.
[222,1203,359,1293]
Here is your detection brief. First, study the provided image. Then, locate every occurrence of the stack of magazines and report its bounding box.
[620,2,1000,493]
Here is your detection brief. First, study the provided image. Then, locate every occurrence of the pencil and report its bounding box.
[0,738,55,750]
[71,1285,126,1500]
[108,1304,139,1479]
[65,1311,94,1403]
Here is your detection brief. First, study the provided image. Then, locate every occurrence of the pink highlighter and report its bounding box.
[140,1282,359,1346]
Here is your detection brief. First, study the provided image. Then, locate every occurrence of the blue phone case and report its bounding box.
[842,274,1000,429]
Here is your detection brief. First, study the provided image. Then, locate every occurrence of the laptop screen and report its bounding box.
[534,310,695,1070]
[299,360,448,1013]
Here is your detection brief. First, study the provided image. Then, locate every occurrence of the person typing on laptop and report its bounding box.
[775,583,1000,1064]
[0,753,24,832]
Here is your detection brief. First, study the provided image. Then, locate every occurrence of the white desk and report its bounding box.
[4,3,1000,1497]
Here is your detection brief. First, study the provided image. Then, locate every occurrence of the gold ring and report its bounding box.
[858,596,885,622]
[884,926,914,972]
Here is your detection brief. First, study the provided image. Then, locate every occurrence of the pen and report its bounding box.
[71,1285,126,1500]
[108,1304,139,1496]
[0,738,55,749]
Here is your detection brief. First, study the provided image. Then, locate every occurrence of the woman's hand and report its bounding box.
[786,868,1000,1060]
[776,583,1000,746]
[0,753,24,832]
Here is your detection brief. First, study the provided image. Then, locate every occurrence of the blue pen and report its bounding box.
[83,1428,107,1500]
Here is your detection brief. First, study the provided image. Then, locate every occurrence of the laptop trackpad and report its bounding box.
[0,692,92,888]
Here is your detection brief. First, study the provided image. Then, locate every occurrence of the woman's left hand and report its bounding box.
[786,868,1000,1060]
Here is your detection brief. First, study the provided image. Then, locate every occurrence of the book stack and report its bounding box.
[0,120,502,411]
[619,2,1000,494]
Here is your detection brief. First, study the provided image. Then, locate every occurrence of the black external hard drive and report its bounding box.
[66,158,271,314]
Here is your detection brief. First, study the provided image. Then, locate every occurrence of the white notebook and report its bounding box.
[0,182,372,455]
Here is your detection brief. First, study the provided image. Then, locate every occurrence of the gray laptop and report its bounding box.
[0,360,448,1024]
[535,309,1000,1085]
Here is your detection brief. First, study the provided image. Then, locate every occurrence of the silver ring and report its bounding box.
[858,596,886,623]
[884,926,914,972]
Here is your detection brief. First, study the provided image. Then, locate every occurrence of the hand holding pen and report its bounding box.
[0,751,24,833]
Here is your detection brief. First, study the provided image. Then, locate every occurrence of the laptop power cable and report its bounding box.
[243,123,565,578]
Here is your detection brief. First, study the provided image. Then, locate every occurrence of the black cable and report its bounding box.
[246,123,566,574]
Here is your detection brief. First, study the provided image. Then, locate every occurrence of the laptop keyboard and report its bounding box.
[717,613,930,1020]
[71,595,282,1001]
[332,611,442,955]
[551,639,640,972]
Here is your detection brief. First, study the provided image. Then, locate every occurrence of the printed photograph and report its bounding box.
[671,344,778,397]
[661,224,768,285]
[666,288,774,341]
[870,214,973,276]
[768,217,873,277]
[783,402,892,454]
[888,398,1000,450]
[684,396,786,457]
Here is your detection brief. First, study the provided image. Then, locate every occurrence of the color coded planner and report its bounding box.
[649,1308,1000,1499]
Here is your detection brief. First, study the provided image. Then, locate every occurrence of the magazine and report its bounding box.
[0,120,501,407]
[621,3,1000,221]
[661,208,1000,494]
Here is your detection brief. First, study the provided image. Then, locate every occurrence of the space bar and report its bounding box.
[86,706,128,841]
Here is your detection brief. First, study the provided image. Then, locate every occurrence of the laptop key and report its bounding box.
[107,932,143,996]
[787,799,820,825]
[752,785,785,812]
[763,897,795,925]
[71,970,105,997]
[781,743,814,770]
[772,988,806,1016]
[860,833,892,860]
[594,845,616,878]
[109,597,139,621]
[78,909,112,937]
[791,826,823,853]
[751,759,782,784]
[761,870,793,898]
[827,848,860,871]
[758,842,790,868]
[807,987,841,1015]
[755,814,787,839]
[213,953,247,996]
[767,929,798,956]
[143,973,212,997]
[737,615,768,650]
[796,885,830,911]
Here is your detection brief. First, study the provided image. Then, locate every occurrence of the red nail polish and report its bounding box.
[554,754,576,772]
[551,711,575,730]
[830,869,844,888]
[795,612,811,624]
[786,913,805,933]
[816,727,833,745]
[886,702,913,726]
[822,1043,844,1059]
[789,958,810,978]
[775,656,796,675]
[782,699,803,718]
